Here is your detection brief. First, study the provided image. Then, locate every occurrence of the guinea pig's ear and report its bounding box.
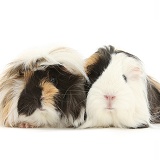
[4,63,25,79]
[147,76,160,123]
[128,67,143,80]
[3,64,31,83]
[4,57,47,79]
[23,70,33,82]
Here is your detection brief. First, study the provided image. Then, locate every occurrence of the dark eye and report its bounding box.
[50,77,57,84]
[123,75,127,82]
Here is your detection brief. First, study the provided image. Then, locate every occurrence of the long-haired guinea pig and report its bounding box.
[81,45,154,129]
[0,47,88,128]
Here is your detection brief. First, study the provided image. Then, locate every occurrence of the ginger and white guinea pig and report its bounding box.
[0,47,88,128]
[81,45,154,129]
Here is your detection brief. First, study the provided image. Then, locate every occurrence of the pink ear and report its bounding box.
[130,67,143,80]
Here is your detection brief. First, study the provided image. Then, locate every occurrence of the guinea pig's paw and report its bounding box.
[136,123,149,129]
[17,122,37,128]
[73,119,84,128]
[78,121,93,129]
[129,123,149,129]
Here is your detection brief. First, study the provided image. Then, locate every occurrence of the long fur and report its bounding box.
[147,76,160,123]
[0,46,88,128]
[81,45,151,128]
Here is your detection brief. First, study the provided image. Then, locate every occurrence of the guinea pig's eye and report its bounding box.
[50,77,57,84]
[123,75,127,82]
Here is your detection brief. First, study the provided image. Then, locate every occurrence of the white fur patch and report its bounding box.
[81,53,150,129]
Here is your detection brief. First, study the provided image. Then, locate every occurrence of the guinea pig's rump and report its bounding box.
[147,76,160,123]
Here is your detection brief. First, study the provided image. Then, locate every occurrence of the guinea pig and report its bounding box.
[0,47,88,128]
[81,45,152,129]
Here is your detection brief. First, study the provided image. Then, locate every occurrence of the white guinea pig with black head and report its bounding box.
[82,45,151,129]
[0,47,88,128]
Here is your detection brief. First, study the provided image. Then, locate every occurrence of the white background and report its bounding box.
[0,0,160,160]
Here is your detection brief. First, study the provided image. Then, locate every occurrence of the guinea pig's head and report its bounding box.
[82,45,150,129]
[0,47,87,128]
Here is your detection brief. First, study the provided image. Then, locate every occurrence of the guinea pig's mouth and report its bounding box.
[39,107,46,111]
[105,107,115,111]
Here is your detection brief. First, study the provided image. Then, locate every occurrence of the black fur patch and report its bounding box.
[115,48,140,61]
[18,70,46,116]
[85,45,140,93]
[47,65,86,121]
[85,47,112,93]
[18,65,86,121]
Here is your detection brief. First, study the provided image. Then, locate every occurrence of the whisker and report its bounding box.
[55,105,66,117]
[63,84,86,87]
[52,66,66,76]
[74,99,86,108]
[62,83,81,98]
[61,90,87,93]
[18,103,29,113]
[60,94,86,95]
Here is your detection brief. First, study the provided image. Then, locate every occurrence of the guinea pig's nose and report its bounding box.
[104,95,116,101]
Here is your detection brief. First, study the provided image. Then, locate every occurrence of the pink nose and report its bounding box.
[104,95,116,101]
